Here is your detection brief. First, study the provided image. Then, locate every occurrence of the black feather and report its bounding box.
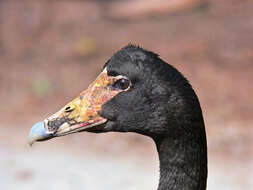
[100,44,207,190]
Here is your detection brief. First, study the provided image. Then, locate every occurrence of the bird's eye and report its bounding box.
[112,78,130,90]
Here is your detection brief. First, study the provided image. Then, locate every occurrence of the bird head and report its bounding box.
[29,45,196,145]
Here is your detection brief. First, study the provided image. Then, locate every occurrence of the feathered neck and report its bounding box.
[153,121,207,190]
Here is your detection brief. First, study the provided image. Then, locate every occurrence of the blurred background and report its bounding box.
[0,0,252,189]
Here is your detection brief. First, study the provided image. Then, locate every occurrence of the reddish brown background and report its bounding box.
[0,1,252,189]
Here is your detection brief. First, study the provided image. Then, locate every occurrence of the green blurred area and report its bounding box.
[31,79,52,97]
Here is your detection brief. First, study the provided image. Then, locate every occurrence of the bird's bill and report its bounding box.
[28,68,119,145]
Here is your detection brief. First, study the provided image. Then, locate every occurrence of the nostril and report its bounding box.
[65,106,74,112]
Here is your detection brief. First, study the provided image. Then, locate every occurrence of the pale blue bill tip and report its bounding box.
[28,121,52,145]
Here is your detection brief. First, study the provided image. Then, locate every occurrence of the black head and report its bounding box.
[29,44,205,145]
[98,45,203,138]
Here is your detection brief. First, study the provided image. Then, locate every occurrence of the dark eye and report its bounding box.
[112,78,130,90]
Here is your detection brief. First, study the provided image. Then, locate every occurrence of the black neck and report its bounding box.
[153,125,207,190]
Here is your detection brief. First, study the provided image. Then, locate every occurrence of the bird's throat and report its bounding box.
[154,127,207,190]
